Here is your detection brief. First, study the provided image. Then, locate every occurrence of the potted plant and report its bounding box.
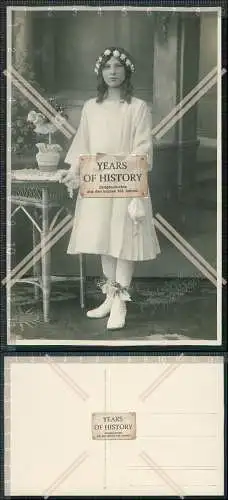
[27,104,66,172]
[10,57,69,168]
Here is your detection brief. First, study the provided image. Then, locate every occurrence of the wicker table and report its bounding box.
[11,169,85,323]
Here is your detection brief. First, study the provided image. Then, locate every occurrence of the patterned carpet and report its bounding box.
[10,278,217,343]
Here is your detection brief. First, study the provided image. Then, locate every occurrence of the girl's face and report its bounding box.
[102,56,126,88]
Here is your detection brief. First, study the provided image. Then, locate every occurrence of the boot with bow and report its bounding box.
[86,280,116,319]
[106,283,131,330]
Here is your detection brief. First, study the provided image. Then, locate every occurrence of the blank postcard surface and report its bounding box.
[5,355,224,496]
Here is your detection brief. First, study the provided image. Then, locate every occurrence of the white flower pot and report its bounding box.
[36,151,61,172]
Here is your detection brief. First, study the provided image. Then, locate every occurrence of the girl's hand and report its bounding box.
[59,169,73,183]
[59,169,80,198]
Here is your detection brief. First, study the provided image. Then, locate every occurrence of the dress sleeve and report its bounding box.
[132,101,153,171]
[64,102,89,172]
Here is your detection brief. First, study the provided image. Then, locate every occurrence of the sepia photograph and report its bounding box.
[6,5,223,346]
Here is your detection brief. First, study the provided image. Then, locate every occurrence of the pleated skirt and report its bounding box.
[67,191,161,261]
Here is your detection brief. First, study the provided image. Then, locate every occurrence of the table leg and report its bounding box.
[32,218,40,300]
[41,187,51,322]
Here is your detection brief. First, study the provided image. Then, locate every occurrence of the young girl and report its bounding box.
[61,47,160,330]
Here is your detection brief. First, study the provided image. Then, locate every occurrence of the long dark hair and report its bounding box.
[95,47,134,104]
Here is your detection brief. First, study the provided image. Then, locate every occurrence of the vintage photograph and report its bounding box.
[6,6,222,345]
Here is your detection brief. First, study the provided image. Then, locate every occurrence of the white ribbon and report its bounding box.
[99,280,131,302]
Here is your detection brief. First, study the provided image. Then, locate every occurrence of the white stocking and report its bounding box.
[101,255,117,281]
[102,255,134,288]
[87,255,117,318]
[116,258,134,288]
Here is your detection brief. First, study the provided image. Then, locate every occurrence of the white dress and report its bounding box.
[65,97,160,261]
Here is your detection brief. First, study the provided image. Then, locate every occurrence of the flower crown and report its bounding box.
[94,48,135,75]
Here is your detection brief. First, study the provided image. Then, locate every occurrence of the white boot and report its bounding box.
[87,295,113,318]
[107,285,131,330]
[86,280,115,319]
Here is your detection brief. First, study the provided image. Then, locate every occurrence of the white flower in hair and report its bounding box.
[120,53,127,60]
[126,59,131,66]
[113,49,120,57]
[98,57,102,62]
[104,49,111,56]
[131,64,135,72]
